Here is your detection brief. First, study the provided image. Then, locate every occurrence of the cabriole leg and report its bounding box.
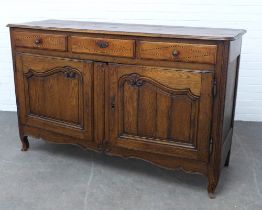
[207,176,218,199]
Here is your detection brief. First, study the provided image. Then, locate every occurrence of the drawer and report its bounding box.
[71,36,135,58]
[138,41,217,64]
[13,31,67,51]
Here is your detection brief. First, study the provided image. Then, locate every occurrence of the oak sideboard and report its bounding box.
[8,20,246,197]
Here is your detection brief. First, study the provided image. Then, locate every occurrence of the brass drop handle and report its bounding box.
[172,49,179,56]
[96,41,109,48]
[34,38,42,45]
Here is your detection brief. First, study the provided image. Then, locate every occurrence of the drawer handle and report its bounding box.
[34,38,42,45]
[96,41,109,48]
[172,49,179,56]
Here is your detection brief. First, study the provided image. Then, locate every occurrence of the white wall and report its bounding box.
[0,0,261,121]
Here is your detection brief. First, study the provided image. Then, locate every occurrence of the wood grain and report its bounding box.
[137,83,157,137]
[8,19,246,40]
[13,31,67,51]
[156,93,171,139]
[16,54,93,140]
[123,83,138,135]
[8,21,245,197]
[169,96,192,142]
[139,41,217,64]
[108,63,213,161]
[71,36,135,58]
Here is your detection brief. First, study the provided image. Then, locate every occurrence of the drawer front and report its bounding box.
[139,41,217,64]
[13,31,67,51]
[71,36,135,58]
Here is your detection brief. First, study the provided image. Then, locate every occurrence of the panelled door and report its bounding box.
[106,63,213,161]
[15,54,93,141]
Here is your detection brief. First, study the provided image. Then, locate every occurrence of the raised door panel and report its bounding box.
[15,54,93,141]
[107,64,213,161]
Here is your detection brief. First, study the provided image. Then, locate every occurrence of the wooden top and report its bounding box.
[7,19,246,41]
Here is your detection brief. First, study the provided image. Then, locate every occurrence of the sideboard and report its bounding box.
[8,20,246,197]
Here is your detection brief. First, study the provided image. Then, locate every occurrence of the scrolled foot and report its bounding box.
[21,136,29,151]
[207,179,218,199]
[208,192,216,199]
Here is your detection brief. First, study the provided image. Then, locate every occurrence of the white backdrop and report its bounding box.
[0,0,261,121]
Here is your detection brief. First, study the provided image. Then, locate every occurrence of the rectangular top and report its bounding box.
[8,19,246,41]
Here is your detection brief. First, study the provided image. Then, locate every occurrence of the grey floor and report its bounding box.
[0,111,261,210]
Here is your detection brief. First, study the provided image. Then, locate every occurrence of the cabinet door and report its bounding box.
[106,64,213,161]
[16,54,93,141]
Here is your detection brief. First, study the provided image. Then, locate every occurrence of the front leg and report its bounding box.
[207,180,217,198]
[20,136,29,151]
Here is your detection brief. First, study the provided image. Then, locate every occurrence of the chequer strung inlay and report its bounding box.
[71,36,135,58]
[8,19,245,198]
[13,31,66,51]
[139,41,217,64]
